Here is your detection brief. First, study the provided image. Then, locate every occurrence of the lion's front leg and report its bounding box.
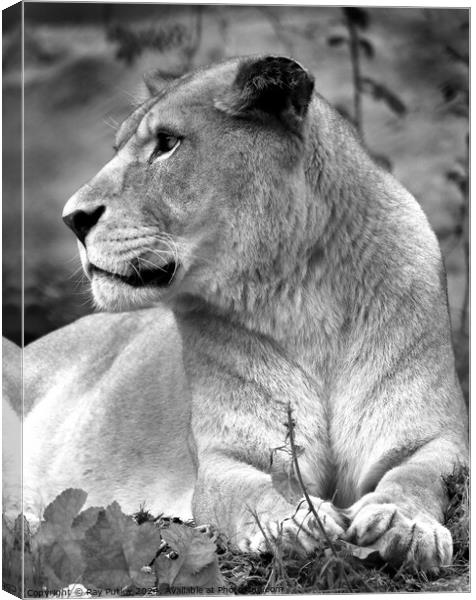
[241,496,346,554]
[343,438,465,571]
[193,453,345,554]
[344,499,452,572]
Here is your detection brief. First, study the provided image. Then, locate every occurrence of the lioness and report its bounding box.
[24,56,467,571]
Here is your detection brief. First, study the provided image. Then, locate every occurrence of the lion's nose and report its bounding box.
[62,206,106,245]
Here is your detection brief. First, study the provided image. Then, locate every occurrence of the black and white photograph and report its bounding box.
[2,1,470,596]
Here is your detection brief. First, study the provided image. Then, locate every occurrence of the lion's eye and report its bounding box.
[149,132,180,163]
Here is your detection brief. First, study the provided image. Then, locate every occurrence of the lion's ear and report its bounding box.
[217,56,314,130]
[143,69,183,97]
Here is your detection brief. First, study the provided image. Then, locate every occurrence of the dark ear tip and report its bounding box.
[219,55,315,126]
[240,55,314,95]
[238,55,313,81]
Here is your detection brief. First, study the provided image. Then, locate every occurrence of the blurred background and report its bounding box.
[2,4,469,400]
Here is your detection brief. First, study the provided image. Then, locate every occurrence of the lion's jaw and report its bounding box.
[74,223,190,312]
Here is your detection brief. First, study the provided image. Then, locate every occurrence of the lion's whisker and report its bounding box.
[126,259,145,284]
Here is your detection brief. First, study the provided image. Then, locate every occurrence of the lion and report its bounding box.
[23,56,467,571]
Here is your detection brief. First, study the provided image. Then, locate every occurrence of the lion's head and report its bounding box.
[63,56,352,314]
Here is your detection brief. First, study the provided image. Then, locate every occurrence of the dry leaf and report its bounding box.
[325,540,382,565]
[81,509,132,589]
[156,524,226,593]
[34,489,89,588]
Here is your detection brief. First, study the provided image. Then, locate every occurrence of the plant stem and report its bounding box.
[345,15,363,139]
[286,404,353,592]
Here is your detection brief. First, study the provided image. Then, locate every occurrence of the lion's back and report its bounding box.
[23,306,195,519]
[24,306,181,412]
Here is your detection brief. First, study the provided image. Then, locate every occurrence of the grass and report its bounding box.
[214,464,469,594]
[2,467,467,596]
[142,409,469,594]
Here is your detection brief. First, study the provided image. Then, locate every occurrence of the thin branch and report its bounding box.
[285,404,353,592]
[344,14,363,138]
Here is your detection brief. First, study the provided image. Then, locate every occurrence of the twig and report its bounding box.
[248,506,275,554]
[344,13,363,138]
[287,404,376,593]
[285,404,353,592]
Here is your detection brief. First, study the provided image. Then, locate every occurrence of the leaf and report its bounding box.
[82,501,165,591]
[43,488,88,529]
[104,500,132,536]
[14,490,226,595]
[361,77,406,116]
[161,525,217,572]
[156,524,225,591]
[325,540,382,566]
[123,521,163,588]
[342,7,370,30]
[2,513,14,549]
[2,514,22,595]
[327,34,348,47]
[72,506,103,534]
[82,509,132,589]
[35,489,89,588]
[343,541,381,561]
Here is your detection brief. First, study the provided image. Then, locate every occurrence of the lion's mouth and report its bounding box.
[90,262,178,288]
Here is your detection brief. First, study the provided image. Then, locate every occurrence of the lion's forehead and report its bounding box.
[115,96,158,150]
[116,60,240,148]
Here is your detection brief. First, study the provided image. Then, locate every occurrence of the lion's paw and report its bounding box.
[344,502,453,571]
[238,496,345,554]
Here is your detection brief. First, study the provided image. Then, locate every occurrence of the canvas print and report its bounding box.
[2,3,469,596]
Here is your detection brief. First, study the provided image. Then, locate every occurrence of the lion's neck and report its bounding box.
[177,189,381,383]
[232,158,386,374]
[216,260,346,378]
[175,115,392,380]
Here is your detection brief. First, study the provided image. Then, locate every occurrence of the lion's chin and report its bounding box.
[88,261,181,311]
[91,275,173,312]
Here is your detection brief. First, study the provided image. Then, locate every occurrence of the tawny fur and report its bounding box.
[13,56,467,571]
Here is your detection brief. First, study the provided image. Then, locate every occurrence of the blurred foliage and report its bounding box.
[327,7,408,170]
[439,46,469,336]
[107,23,185,65]
[23,266,91,345]
[106,5,203,69]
